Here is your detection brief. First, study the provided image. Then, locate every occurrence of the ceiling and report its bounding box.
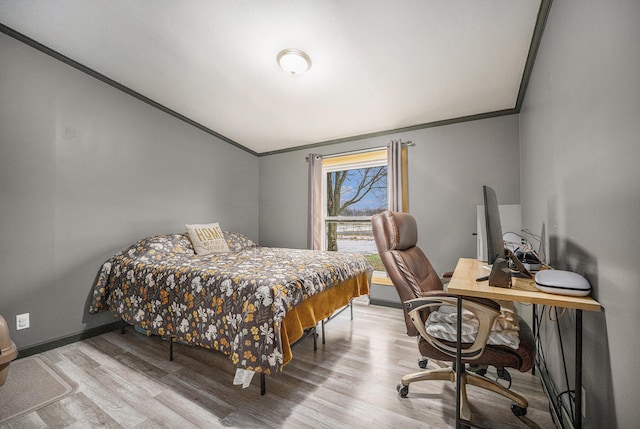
[0,1,546,155]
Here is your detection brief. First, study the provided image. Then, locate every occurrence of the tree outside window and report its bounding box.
[323,164,388,272]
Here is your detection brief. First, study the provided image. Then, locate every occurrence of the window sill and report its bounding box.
[371,274,393,286]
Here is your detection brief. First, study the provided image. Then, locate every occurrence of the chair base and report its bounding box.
[398,365,529,421]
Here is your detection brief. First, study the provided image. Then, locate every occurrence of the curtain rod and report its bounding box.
[306,140,414,161]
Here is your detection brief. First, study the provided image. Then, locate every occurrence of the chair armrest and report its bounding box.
[405,293,501,360]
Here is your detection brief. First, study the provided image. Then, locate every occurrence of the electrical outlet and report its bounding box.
[16,313,30,330]
[582,386,587,418]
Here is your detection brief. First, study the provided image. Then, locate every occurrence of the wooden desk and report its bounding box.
[447,258,601,311]
[447,258,601,429]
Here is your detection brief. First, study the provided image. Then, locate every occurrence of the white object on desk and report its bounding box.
[534,270,591,296]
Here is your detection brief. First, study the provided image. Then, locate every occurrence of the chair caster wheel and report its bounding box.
[497,368,512,389]
[418,357,428,369]
[397,384,409,397]
[511,404,527,417]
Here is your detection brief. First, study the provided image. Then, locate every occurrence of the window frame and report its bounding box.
[320,148,389,279]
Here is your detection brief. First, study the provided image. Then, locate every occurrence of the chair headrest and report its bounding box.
[378,210,418,251]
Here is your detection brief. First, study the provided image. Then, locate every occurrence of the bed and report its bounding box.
[89,230,372,382]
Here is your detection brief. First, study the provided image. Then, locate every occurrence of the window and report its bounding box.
[322,149,388,274]
[307,142,407,280]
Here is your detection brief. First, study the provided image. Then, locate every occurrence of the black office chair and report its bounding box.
[371,210,535,420]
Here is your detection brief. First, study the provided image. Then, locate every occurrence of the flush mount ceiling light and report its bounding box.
[277,49,312,76]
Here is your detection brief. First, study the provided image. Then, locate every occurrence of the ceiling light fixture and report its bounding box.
[277,49,312,76]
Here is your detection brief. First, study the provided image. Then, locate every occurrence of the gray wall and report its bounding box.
[0,32,259,350]
[519,1,640,427]
[7,2,635,424]
[259,114,520,276]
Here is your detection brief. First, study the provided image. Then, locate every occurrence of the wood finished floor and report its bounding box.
[2,304,556,429]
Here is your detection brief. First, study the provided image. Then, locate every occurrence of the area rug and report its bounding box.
[0,356,75,423]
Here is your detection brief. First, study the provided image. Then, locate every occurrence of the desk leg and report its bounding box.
[455,297,463,428]
[575,309,583,429]
[532,304,537,376]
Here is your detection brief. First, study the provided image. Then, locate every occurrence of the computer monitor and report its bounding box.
[483,185,506,265]
[482,185,533,279]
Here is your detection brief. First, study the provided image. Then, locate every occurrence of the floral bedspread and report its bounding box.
[90,232,372,375]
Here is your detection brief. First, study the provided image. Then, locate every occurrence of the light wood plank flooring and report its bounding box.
[2,304,555,428]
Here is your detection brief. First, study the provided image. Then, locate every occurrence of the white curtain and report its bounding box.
[387,139,407,212]
[307,153,323,250]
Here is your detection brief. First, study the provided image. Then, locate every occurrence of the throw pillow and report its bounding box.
[185,223,230,255]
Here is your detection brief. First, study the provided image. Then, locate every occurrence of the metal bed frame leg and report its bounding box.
[120,320,127,334]
[169,336,174,361]
[165,333,266,395]
[317,299,356,347]
[313,326,318,351]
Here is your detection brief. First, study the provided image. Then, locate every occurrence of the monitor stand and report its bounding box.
[475,249,533,282]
